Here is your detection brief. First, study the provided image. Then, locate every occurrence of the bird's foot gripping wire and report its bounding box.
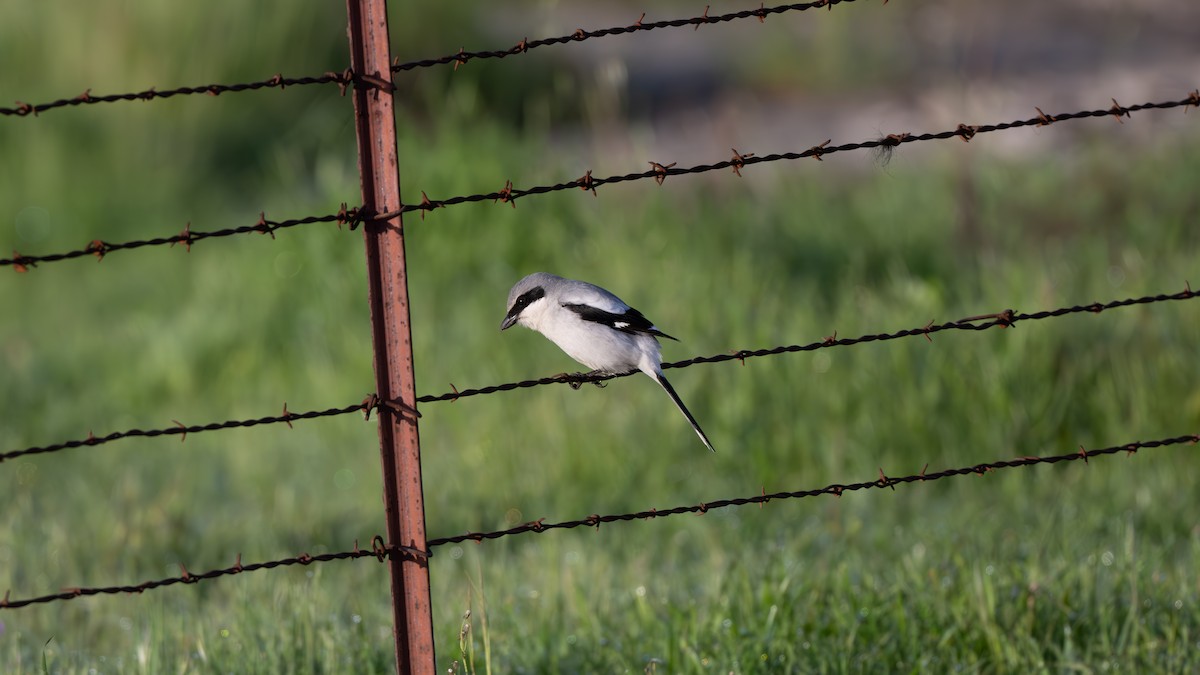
[564,371,608,390]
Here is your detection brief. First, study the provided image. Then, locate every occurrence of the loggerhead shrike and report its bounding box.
[501,272,716,452]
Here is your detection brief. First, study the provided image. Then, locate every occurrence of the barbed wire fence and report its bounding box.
[2,1,1197,672]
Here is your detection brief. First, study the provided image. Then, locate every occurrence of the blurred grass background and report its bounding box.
[2,0,1199,673]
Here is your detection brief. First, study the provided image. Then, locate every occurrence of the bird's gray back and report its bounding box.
[508,272,631,315]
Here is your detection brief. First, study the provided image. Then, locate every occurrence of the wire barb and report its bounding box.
[86,240,110,261]
[1108,98,1129,124]
[648,161,677,185]
[578,170,597,196]
[730,148,755,176]
[494,180,517,208]
[10,251,33,273]
[361,394,381,421]
[808,139,833,160]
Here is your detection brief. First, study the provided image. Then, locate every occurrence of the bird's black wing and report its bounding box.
[562,303,678,341]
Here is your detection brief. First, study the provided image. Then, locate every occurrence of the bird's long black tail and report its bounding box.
[654,372,716,453]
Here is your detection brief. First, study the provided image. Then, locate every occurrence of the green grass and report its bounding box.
[3,2,1200,673]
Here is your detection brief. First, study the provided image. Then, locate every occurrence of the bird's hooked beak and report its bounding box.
[501,283,543,331]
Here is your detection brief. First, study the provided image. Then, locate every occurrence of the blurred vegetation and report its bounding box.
[2,1,1199,673]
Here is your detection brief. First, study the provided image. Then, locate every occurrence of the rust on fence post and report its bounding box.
[345,1,435,672]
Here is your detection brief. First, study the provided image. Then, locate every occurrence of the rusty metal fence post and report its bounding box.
[345,1,436,672]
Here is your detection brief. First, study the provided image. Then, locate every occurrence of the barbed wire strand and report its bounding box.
[428,433,1198,546]
[3,286,1193,464]
[0,72,354,119]
[0,535,421,611]
[0,401,376,463]
[6,92,1197,272]
[1,207,361,270]
[0,0,872,118]
[401,93,1200,216]
[3,432,1194,610]
[390,0,872,74]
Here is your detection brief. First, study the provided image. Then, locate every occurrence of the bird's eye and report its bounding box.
[512,287,545,315]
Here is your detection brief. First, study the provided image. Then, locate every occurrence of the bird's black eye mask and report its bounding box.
[506,285,545,320]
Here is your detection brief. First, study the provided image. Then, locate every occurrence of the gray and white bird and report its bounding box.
[500,272,716,452]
